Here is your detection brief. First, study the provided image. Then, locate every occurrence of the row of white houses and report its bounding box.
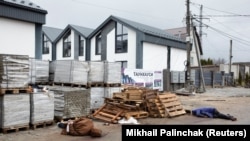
[0,0,201,72]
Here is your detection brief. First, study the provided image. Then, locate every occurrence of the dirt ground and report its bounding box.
[0,87,250,141]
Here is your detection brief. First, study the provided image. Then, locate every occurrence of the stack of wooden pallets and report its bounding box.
[145,92,186,118]
[91,86,186,124]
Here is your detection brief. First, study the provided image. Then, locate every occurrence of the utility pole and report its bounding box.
[229,40,233,73]
[186,0,191,88]
[176,0,195,95]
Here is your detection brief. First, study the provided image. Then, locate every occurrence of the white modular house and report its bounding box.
[54,24,94,61]
[0,0,47,59]
[42,26,63,61]
[87,15,187,71]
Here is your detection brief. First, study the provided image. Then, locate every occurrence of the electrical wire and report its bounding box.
[193,18,250,47]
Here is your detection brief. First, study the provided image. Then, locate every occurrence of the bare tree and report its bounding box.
[213,58,227,65]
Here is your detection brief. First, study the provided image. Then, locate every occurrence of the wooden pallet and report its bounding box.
[158,93,186,117]
[143,89,159,100]
[104,83,121,87]
[145,98,163,118]
[30,120,55,130]
[0,87,32,94]
[52,82,88,88]
[1,124,29,134]
[87,82,104,88]
[92,103,125,124]
[124,111,149,119]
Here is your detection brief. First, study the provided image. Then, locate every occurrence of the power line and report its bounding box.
[190,1,246,16]
[193,14,250,17]
[191,2,250,43]
[193,18,250,47]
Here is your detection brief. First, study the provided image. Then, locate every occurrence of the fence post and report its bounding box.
[212,71,215,88]
[221,71,225,87]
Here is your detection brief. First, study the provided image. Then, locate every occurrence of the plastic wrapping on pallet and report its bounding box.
[90,87,105,110]
[53,60,89,85]
[104,87,122,98]
[0,54,30,88]
[0,94,30,128]
[49,61,56,82]
[30,91,54,124]
[49,86,91,119]
[88,61,105,83]
[29,59,49,84]
[104,62,122,84]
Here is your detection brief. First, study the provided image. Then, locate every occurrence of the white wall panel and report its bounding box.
[170,48,186,71]
[143,42,168,71]
[0,17,35,57]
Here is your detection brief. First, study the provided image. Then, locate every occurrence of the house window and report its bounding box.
[43,35,49,54]
[79,36,84,56]
[95,33,102,55]
[116,23,128,53]
[63,32,71,57]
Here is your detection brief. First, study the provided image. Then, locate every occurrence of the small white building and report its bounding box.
[88,15,187,71]
[54,24,94,61]
[0,0,47,59]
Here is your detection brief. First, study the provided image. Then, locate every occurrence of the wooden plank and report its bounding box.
[112,110,124,121]
[167,105,184,112]
[30,120,54,130]
[125,111,149,119]
[92,104,107,116]
[163,101,182,108]
[158,94,176,99]
[101,108,121,115]
[0,87,31,94]
[93,115,118,123]
[98,112,119,119]
[160,97,178,103]
[168,110,186,117]
[1,124,30,134]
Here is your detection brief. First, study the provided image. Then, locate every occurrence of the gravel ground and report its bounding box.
[0,87,249,141]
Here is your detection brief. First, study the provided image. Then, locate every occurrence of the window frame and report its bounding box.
[115,23,128,53]
[42,35,49,54]
[79,36,84,56]
[63,31,71,57]
[95,33,102,55]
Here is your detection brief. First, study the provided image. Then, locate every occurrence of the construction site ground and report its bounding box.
[0,87,250,141]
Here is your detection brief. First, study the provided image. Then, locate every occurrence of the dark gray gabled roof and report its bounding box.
[113,16,185,42]
[69,24,94,38]
[88,15,185,43]
[42,26,63,42]
[55,24,94,43]
[2,0,47,13]
[0,0,47,24]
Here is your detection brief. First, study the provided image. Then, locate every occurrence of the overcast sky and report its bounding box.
[32,0,250,63]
